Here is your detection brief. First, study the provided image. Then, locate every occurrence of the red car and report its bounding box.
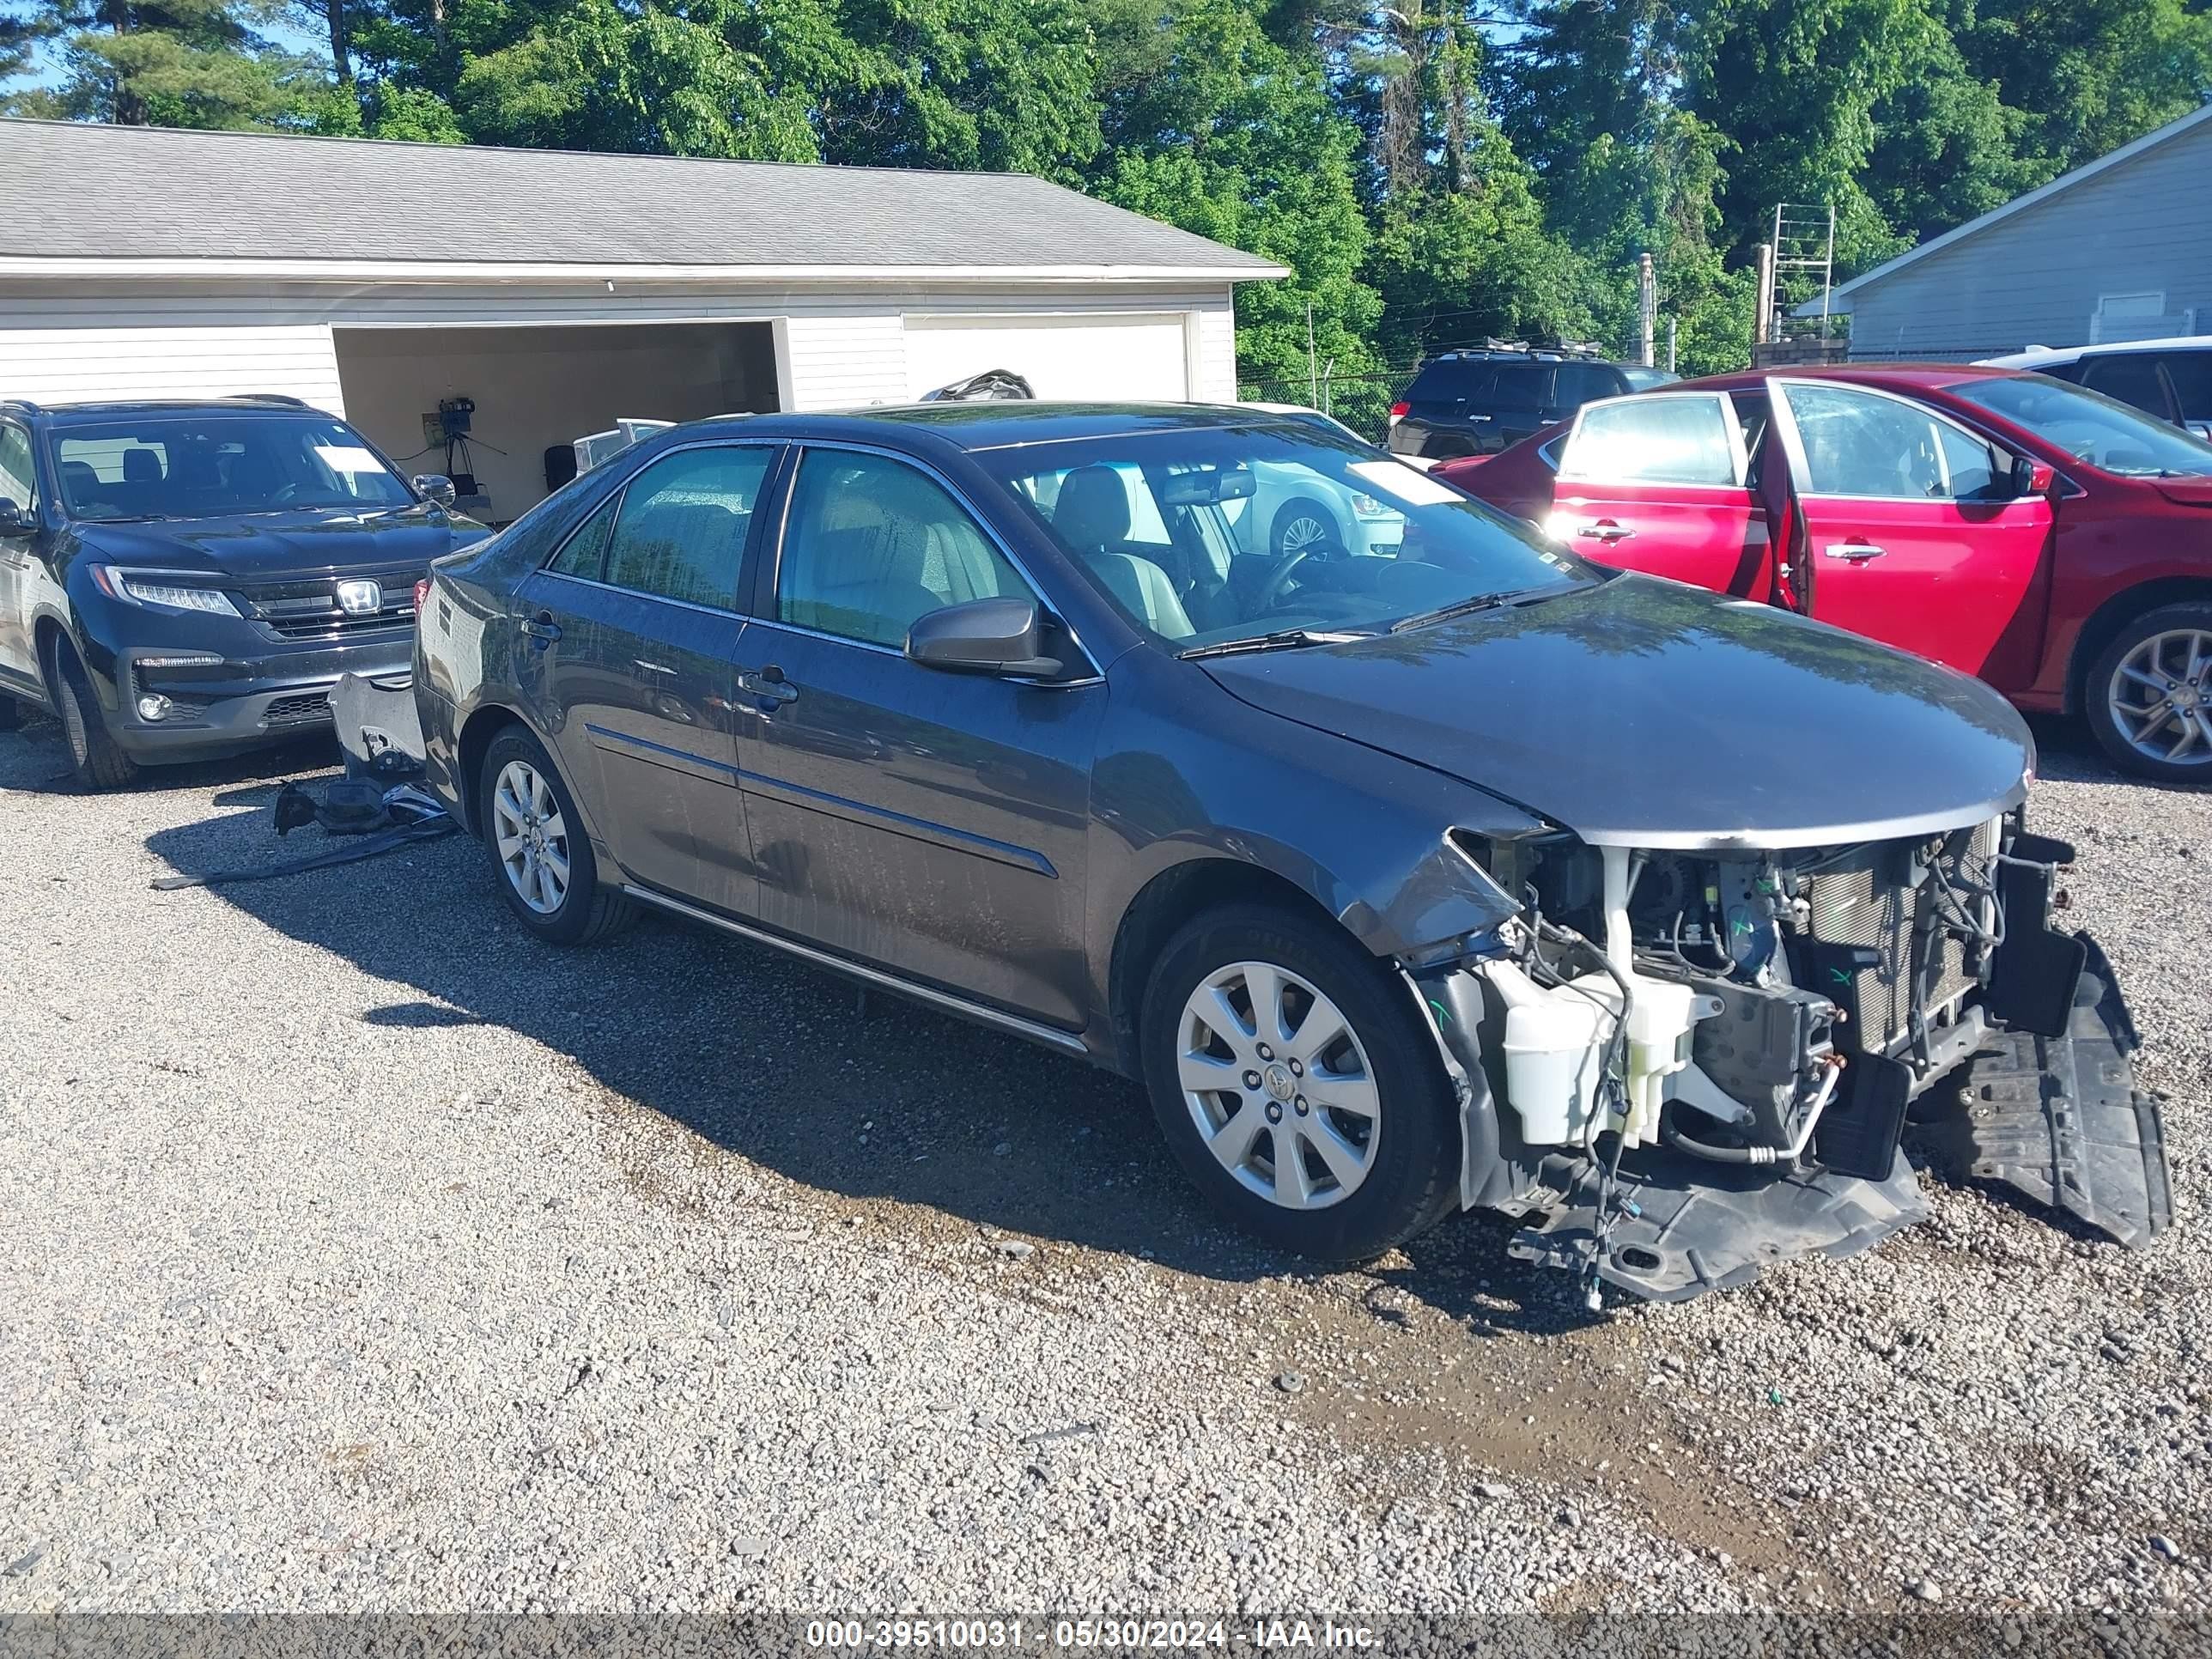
[1437,365,2212,781]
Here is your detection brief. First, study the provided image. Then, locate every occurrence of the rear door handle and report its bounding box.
[522,609,562,643]
[1823,542,1887,562]
[738,665,799,706]
[1576,520,1635,544]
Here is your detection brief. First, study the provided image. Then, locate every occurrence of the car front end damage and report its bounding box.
[1404,811,2170,1304]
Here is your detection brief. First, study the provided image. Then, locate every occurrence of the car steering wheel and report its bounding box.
[1255,538,1344,611]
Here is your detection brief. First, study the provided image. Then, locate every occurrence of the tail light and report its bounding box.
[1389,401,1410,422]
[413,579,431,615]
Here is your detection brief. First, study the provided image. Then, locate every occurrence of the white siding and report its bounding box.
[902,312,1192,400]
[0,276,1246,414]
[0,322,343,411]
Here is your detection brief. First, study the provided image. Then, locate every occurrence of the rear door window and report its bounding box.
[1560,394,1742,486]
[2080,353,2175,422]
[1488,363,1554,410]
[599,445,774,610]
[1405,360,1500,404]
[1550,363,1621,410]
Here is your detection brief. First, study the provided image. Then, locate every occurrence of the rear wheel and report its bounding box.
[2085,602,2212,783]
[1139,904,1460,1262]
[50,639,137,790]
[477,726,635,945]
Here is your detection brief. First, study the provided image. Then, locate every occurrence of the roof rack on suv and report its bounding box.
[238,392,311,407]
[2,399,42,416]
[1431,337,1608,363]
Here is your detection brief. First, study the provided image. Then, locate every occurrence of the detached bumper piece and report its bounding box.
[330,671,429,780]
[1919,956,2171,1250]
[1508,1147,1928,1303]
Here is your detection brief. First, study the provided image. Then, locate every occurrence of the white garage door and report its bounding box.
[903,313,1191,402]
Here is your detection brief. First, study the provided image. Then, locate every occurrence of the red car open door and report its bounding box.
[1540,391,1774,595]
[1768,378,2054,689]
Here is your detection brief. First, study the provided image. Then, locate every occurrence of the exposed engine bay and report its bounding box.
[1417,811,2171,1304]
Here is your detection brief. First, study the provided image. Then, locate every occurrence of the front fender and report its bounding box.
[1087,659,1540,980]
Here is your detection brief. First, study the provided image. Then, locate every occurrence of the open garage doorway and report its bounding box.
[333,321,781,525]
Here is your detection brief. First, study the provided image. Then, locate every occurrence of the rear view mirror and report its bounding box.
[2008,456,2057,497]
[413,473,458,507]
[0,496,32,536]
[1158,465,1257,507]
[906,597,1063,678]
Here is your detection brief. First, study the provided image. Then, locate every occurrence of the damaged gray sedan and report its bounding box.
[412,404,2170,1302]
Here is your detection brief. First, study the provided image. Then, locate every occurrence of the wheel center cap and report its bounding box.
[1264,1063,1296,1102]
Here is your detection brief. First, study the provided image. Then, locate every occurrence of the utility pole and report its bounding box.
[1666,317,1678,374]
[1638,253,1656,368]
[1754,243,1776,347]
[1305,301,1319,410]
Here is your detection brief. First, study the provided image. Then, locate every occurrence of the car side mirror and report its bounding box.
[0,496,33,536]
[905,597,1063,678]
[2008,456,2057,498]
[412,473,458,507]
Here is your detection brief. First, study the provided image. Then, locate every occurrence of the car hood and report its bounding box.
[1200,574,2032,850]
[71,509,486,580]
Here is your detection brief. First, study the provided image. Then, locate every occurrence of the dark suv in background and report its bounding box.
[0,397,484,787]
[1386,345,1678,461]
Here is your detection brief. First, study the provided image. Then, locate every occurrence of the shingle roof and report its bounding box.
[0,118,1285,277]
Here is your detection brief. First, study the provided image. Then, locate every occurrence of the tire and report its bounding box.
[1138,903,1460,1262]
[1270,496,1339,558]
[0,696,21,732]
[50,639,137,790]
[476,726,636,945]
[2084,601,2212,783]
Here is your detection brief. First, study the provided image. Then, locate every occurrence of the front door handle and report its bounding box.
[1823,542,1887,562]
[1576,520,1635,544]
[522,609,562,644]
[738,665,799,706]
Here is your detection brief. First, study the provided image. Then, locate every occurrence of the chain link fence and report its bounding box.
[1235,369,1419,444]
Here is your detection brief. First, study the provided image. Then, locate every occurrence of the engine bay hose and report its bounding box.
[1662,1121,1778,1166]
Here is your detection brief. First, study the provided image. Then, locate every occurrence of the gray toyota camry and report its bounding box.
[413,404,2167,1302]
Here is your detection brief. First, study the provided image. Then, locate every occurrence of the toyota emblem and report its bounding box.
[336,579,383,616]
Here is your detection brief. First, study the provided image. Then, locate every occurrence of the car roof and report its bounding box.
[1982,336,2212,368]
[7,397,328,425]
[1676,363,2021,394]
[668,401,1319,453]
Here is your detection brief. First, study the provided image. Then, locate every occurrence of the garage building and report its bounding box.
[0,119,1284,522]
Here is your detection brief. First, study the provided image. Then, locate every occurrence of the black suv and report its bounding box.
[1386,347,1678,461]
[0,398,486,787]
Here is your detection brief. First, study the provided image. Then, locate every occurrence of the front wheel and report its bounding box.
[2085,602,2212,783]
[1271,496,1338,558]
[51,639,137,790]
[1138,904,1460,1262]
[477,726,635,945]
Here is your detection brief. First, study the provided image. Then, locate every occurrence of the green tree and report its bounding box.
[3,0,349,126]
[1091,0,1381,402]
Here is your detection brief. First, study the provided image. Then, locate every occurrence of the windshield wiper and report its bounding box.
[1388,591,1516,633]
[1179,627,1371,660]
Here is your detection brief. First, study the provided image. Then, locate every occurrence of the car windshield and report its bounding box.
[52,415,416,522]
[981,422,1597,651]
[1947,374,2212,478]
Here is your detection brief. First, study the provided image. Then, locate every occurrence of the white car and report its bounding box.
[1980,337,2212,441]
[1235,403,1407,556]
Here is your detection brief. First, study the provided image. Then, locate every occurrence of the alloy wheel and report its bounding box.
[1177,960,1381,1211]
[491,758,571,915]
[2108,627,2212,767]
[1277,513,1330,556]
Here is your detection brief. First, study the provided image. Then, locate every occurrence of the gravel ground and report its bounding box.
[0,709,2206,1622]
